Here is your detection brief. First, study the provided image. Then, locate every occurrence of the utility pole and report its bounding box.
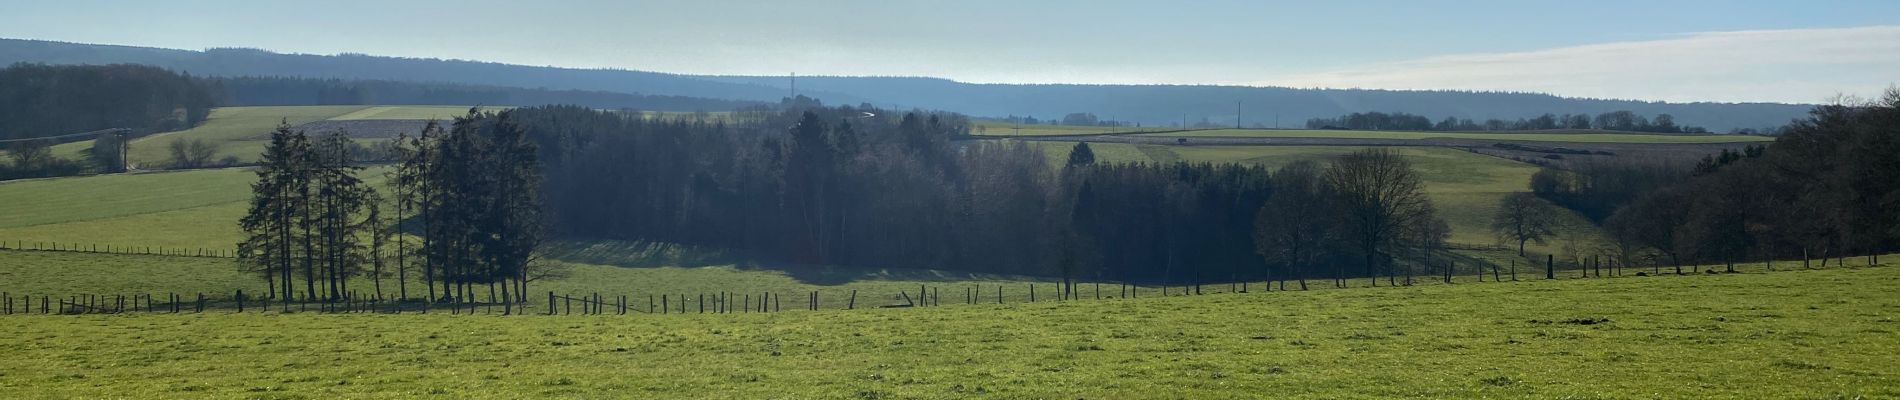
[789,72,796,99]
[116,130,129,172]
[1236,101,1243,129]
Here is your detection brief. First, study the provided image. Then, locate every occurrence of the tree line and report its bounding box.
[1305,110,1710,134]
[520,98,1448,292]
[1516,90,1898,271]
[237,109,546,304]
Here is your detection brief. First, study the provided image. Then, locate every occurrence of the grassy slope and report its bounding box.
[0,262,1892,398]
[46,105,500,167]
[1146,128,1776,143]
[0,167,391,251]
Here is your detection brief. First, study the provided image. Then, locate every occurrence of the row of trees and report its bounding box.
[1305,110,1709,133]
[521,99,1448,289]
[237,109,546,303]
[1601,91,1899,270]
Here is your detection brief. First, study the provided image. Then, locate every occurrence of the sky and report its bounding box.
[2,0,1897,103]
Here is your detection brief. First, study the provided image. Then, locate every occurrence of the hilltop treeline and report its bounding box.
[517,98,1447,288]
[1306,110,1710,133]
[214,76,759,111]
[0,63,216,141]
[1528,90,1899,270]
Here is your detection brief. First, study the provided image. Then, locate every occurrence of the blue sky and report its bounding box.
[2,0,1896,103]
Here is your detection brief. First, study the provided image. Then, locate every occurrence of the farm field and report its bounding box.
[0,260,1892,398]
[1142,128,1776,143]
[971,120,1170,136]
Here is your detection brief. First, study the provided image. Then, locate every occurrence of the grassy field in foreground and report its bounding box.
[1144,128,1776,143]
[0,263,1892,398]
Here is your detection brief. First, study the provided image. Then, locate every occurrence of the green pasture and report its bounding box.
[0,255,1891,398]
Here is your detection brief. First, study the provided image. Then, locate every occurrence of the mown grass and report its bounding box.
[1145,128,1776,143]
[0,261,1892,398]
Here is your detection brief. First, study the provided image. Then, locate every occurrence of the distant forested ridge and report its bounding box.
[0,63,216,140]
[213,76,760,111]
[0,38,1812,131]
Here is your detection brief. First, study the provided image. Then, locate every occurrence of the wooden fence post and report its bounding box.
[848,290,857,310]
[235,290,244,313]
[1029,284,1036,302]
[1546,255,1555,280]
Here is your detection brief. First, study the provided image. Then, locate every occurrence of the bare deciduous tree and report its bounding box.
[1324,149,1445,286]
[1492,192,1559,256]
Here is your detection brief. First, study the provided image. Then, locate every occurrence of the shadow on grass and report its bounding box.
[540,239,1049,286]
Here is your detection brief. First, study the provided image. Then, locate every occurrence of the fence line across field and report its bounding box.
[0,240,406,259]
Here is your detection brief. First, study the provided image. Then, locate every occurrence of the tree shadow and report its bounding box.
[540,239,1048,286]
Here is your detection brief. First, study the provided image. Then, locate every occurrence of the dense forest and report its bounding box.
[1534,90,1898,270]
[0,63,216,141]
[506,98,1448,291]
[1,38,1811,131]
[1306,110,1714,133]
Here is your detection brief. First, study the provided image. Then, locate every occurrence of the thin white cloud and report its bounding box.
[1259,26,1900,104]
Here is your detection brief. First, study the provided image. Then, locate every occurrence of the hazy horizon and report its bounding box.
[3,1,1897,103]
